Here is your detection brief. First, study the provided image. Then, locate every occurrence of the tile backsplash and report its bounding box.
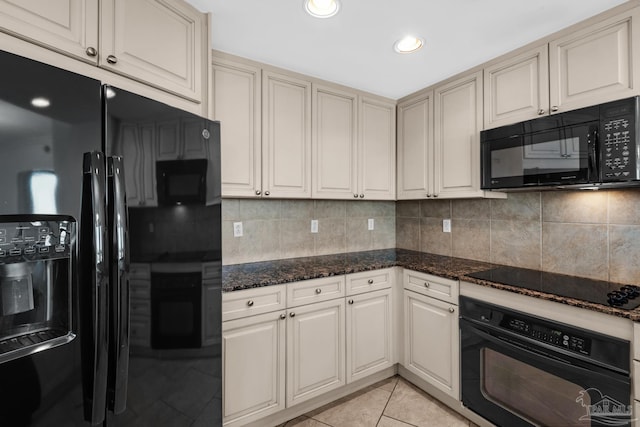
[222,199,396,265]
[396,189,640,284]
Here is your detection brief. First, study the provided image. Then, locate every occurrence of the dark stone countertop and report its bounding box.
[222,248,640,321]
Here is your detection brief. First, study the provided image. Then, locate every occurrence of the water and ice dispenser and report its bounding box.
[0,216,76,363]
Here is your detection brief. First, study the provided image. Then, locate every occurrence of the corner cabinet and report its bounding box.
[484,6,640,129]
[312,85,396,200]
[403,270,459,400]
[262,70,312,198]
[0,0,207,103]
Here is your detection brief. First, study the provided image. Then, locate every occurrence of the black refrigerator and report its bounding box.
[0,50,222,426]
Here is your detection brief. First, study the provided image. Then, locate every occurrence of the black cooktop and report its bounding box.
[466,266,640,310]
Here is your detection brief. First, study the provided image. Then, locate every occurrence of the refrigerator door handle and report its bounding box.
[107,156,130,414]
[80,151,110,425]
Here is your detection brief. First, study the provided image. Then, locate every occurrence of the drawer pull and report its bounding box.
[289,312,295,318]
[247,300,254,307]
[106,55,118,64]
[315,288,322,294]
[424,282,430,288]
[367,279,374,284]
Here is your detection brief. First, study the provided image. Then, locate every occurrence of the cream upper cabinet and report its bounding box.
[484,45,550,129]
[550,7,640,114]
[312,84,358,199]
[212,57,262,198]
[262,70,312,198]
[434,70,486,198]
[397,92,433,199]
[485,7,640,129]
[358,96,396,200]
[0,0,207,103]
[155,118,208,160]
[115,122,157,207]
[100,0,205,103]
[0,0,98,62]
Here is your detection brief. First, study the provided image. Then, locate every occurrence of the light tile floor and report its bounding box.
[279,376,479,427]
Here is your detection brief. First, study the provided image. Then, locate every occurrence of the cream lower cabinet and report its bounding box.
[0,0,207,103]
[403,270,459,399]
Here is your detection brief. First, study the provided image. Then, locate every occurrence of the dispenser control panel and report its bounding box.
[0,216,75,263]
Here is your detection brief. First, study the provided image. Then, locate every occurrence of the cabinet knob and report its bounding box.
[315,288,322,294]
[433,194,438,198]
[449,307,455,313]
[348,299,354,305]
[280,313,286,320]
[106,55,118,64]
[255,190,261,195]
[538,109,545,115]
[354,194,359,198]
[247,300,254,307]
[551,106,559,112]
[139,200,145,206]
[264,191,270,196]
[424,282,430,288]
[86,47,97,57]
[426,193,432,198]
[367,279,374,284]
[359,194,364,198]
[289,312,295,318]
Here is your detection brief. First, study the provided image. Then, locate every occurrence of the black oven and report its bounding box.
[460,296,631,427]
[150,270,202,349]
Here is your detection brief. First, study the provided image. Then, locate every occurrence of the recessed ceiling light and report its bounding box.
[31,97,50,108]
[394,36,424,54]
[304,0,340,18]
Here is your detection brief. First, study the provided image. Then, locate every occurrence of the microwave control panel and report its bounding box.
[601,97,638,181]
[0,218,74,263]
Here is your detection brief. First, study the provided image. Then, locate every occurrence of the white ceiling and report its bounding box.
[186,0,629,100]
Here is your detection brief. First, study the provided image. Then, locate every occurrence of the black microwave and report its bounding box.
[156,159,207,205]
[481,96,640,190]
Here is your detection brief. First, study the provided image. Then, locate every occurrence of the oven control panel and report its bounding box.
[504,315,591,356]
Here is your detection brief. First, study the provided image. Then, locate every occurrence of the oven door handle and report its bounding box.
[464,321,629,383]
[107,156,130,414]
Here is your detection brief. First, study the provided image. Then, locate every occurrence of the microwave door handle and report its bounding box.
[81,151,109,425]
[107,156,130,414]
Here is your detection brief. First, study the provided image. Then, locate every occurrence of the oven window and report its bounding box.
[481,348,590,426]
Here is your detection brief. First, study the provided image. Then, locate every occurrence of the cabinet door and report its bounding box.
[223,311,286,426]
[312,84,357,199]
[397,93,433,199]
[404,290,459,399]
[433,71,483,198]
[100,0,204,102]
[346,288,393,383]
[550,8,640,113]
[358,96,396,200]
[484,45,549,129]
[262,70,312,198]
[0,0,98,63]
[212,58,262,198]
[287,298,345,406]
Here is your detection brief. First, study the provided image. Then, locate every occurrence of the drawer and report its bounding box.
[202,261,222,279]
[346,268,393,296]
[287,276,346,307]
[130,280,150,299]
[130,300,151,317]
[130,319,150,346]
[403,269,458,304]
[222,284,286,322]
[130,263,151,280]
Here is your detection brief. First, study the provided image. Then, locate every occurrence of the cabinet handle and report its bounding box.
[424,282,430,288]
[264,191,270,196]
[551,106,559,112]
[538,109,545,115]
[359,194,364,198]
[247,300,254,307]
[255,190,261,195]
[353,194,359,198]
[348,299,354,305]
[315,288,322,294]
[280,313,286,320]
[106,55,118,64]
[86,47,97,57]
[289,312,295,318]
[449,307,455,313]
[367,279,374,284]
